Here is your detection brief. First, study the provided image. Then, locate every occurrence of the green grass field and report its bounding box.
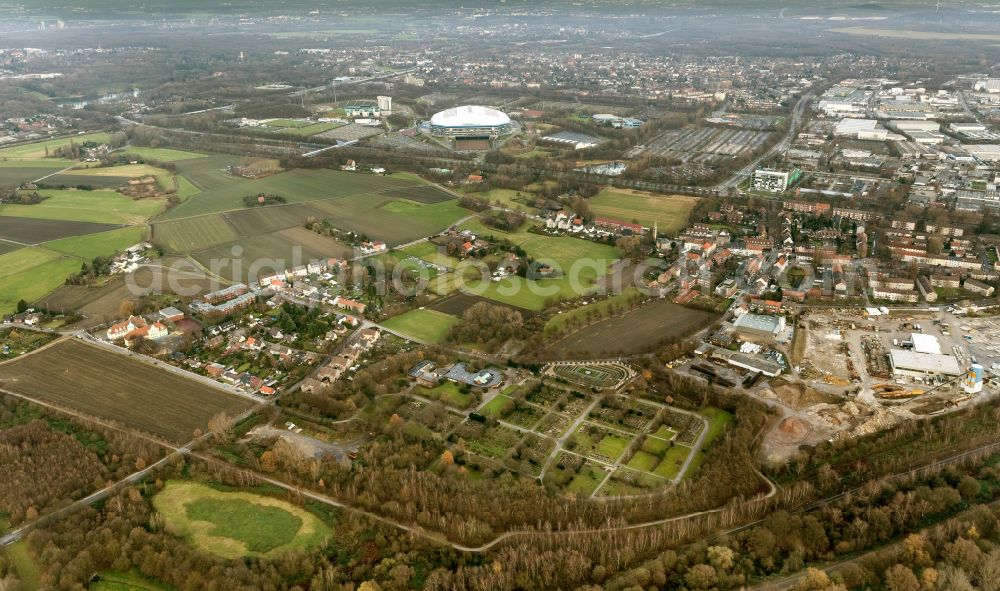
[0,246,62,276]
[653,445,691,479]
[152,481,331,560]
[263,119,313,128]
[0,132,112,160]
[6,541,41,591]
[588,189,697,236]
[314,195,467,245]
[0,256,83,313]
[400,241,439,258]
[458,219,618,310]
[43,226,149,260]
[700,407,733,446]
[626,450,660,472]
[381,308,460,343]
[642,436,670,455]
[467,189,539,212]
[0,189,165,224]
[597,434,630,461]
[566,465,607,496]
[121,146,207,162]
[90,571,171,591]
[480,394,514,418]
[416,381,475,409]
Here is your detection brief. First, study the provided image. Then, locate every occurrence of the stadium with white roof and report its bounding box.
[428,105,512,139]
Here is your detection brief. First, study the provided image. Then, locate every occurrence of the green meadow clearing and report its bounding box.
[152,481,332,560]
[90,571,171,591]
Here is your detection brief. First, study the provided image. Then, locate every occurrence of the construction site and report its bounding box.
[758,307,995,464]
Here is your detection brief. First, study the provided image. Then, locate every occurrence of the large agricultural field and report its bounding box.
[0,160,70,186]
[148,162,469,276]
[0,145,183,313]
[152,481,332,559]
[192,228,352,282]
[40,262,222,324]
[0,250,84,313]
[0,216,123,244]
[0,188,166,225]
[159,162,420,220]
[588,189,697,236]
[0,338,254,443]
[541,299,718,358]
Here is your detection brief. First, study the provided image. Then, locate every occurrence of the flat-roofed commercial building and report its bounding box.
[733,313,786,341]
[889,349,963,378]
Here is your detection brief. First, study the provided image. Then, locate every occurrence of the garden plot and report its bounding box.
[587,400,660,433]
[544,452,611,496]
[453,421,525,460]
[504,433,554,476]
[566,423,633,464]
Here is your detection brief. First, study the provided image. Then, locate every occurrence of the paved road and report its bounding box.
[0,447,187,547]
[714,90,814,193]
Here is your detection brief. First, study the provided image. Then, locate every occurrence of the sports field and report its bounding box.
[381,308,461,343]
[0,339,253,443]
[152,481,332,559]
[588,189,697,236]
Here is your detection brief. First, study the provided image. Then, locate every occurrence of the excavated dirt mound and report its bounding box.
[778,416,807,436]
[769,378,839,410]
